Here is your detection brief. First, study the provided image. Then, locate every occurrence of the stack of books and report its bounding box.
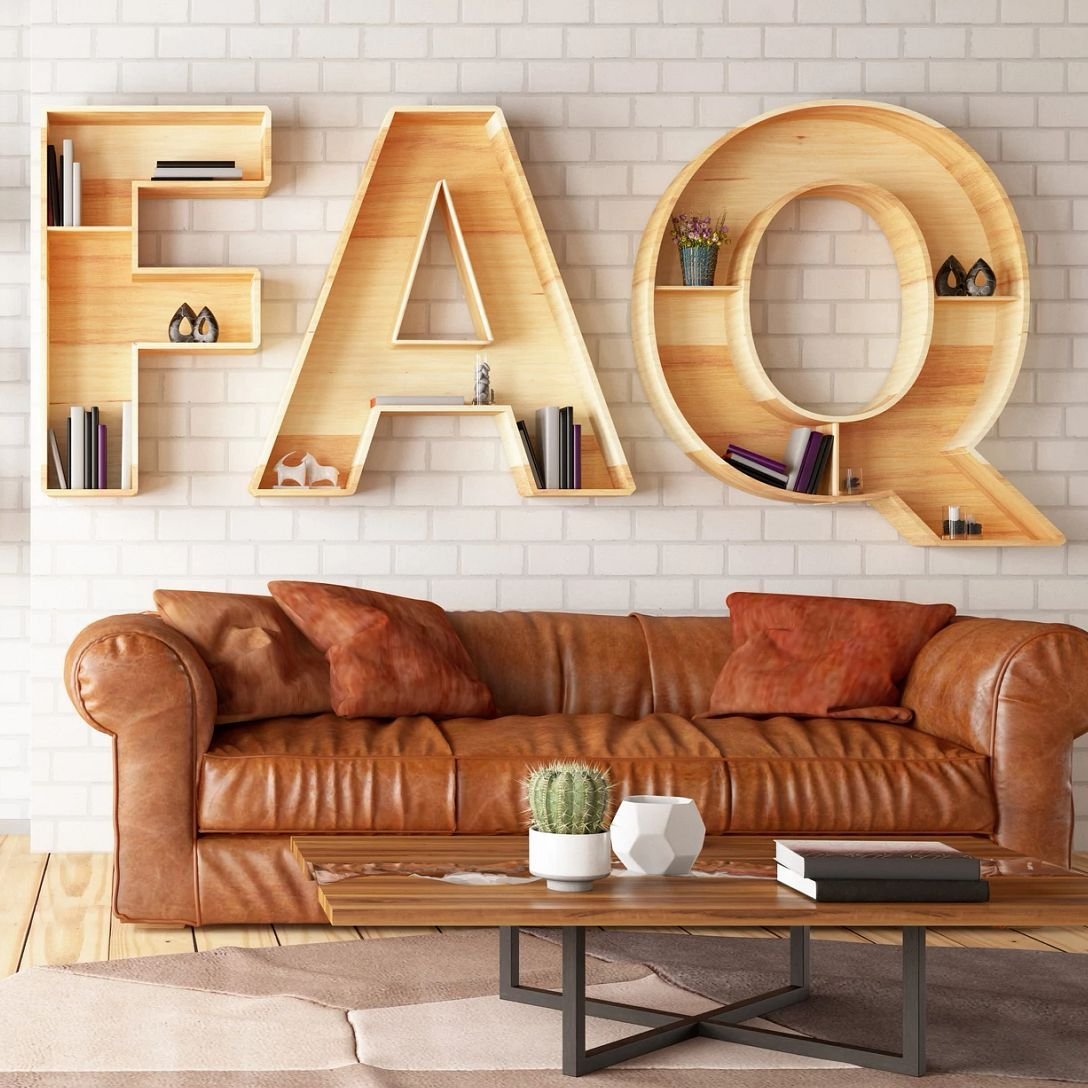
[49,403,132,491]
[151,160,244,181]
[775,839,988,902]
[723,444,788,488]
[45,140,81,227]
[526,407,581,489]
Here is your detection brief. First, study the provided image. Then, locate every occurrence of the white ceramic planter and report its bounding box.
[610,795,706,876]
[528,828,612,892]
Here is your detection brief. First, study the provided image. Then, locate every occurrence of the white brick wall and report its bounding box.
[7,1,1088,852]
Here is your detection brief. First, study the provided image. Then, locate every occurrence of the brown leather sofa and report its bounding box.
[66,605,1088,925]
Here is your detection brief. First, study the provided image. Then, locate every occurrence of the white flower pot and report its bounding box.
[610,795,706,876]
[528,828,611,892]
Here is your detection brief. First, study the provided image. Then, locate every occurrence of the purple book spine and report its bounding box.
[792,431,823,492]
[97,424,107,489]
[572,424,582,489]
[725,444,788,474]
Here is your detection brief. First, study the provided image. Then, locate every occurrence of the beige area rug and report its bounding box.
[0,930,1081,1087]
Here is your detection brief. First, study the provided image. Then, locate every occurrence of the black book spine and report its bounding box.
[65,416,71,489]
[89,406,99,489]
[799,878,989,903]
[806,434,834,494]
[559,406,573,488]
[46,144,58,226]
[155,159,236,168]
[517,421,544,489]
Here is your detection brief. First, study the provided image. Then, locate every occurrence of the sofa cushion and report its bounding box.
[696,715,994,835]
[270,581,495,720]
[153,590,331,724]
[633,613,733,718]
[442,713,729,834]
[198,713,455,833]
[709,592,955,720]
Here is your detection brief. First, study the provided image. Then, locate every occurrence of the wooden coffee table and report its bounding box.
[291,835,1088,1078]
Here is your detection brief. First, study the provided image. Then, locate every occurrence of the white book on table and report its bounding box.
[535,406,561,489]
[120,401,133,490]
[72,162,81,226]
[69,406,85,489]
[62,139,73,226]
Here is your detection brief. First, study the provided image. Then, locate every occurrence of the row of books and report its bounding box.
[368,395,583,491]
[724,426,835,494]
[45,141,81,227]
[151,159,244,181]
[775,839,989,903]
[48,403,132,491]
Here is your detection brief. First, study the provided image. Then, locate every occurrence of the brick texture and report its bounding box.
[6,1,1088,852]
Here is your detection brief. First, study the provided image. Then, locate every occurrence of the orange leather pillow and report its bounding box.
[709,592,956,722]
[154,590,331,724]
[268,581,496,720]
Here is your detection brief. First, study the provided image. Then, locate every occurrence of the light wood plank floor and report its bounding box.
[2,835,1086,977]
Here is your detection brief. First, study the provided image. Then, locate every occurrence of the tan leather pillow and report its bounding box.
[708,592,956,722]
[268,581,496,720]
[153,590,331,724]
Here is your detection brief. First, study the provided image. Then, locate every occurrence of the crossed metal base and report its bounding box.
[499,925,926,1078]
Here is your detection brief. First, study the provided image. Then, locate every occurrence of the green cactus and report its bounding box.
[525,761,611,835]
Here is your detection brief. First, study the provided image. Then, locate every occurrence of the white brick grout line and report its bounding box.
[1,0,1084,850]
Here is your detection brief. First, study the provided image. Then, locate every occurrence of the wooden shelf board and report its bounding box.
[136,179,270,200]
[46,225,130,234]
[933,295,1019,303]
[371,403,489,414]
[389,339,492,349]
[43,488,137,498]
[654,284,741,293]
[135,341,259,355]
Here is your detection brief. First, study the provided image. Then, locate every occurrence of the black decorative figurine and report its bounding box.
[168,302,197,342]
[193,305,220,343]
[965,258,996,297]
[934,255,967,296]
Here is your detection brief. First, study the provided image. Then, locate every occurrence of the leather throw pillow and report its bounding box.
[708,592,956,722]
[154,590,331,724]
[268,580,496,720]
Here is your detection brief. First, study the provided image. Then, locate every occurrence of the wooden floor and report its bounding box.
[3,835,1088,976]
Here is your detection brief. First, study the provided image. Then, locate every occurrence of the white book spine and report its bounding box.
[121,401,133,490]
[72,162,81,226]
[62,139,73,226]
[69,406,85,490]
[48,429,67,489]
[535,406,561,489]
[784,427,813,491]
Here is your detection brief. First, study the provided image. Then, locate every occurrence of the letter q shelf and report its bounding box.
[40,107,271,497]
[632,100,1063,547]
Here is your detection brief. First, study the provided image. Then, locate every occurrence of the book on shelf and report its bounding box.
[87,405,99,489]
[725,444,788,475]
[46,145,59,226]
[572,423,582,489]
[97,422,107,489]
[791,430,824,492]
[68,406,84,488]
[62,139,73,227]
[783,427,813,490]
[727,457,787,489]
[776,865,989,903]
[806,433,834,494]
[151,163,243,180]
[535,406,561,489]
[48,429,67,489]
[725,448,789,486]
[775,840,982,881]
[369,395,466,406]
[559,406,574,488]
[516,420,544,489]
[72,162,81,227]
[121,401,133,490]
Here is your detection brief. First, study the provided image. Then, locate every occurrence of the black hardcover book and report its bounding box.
[727,457,788,489]
[156,159,236,168]
[65,416,71,489]
[516,420,544,489]
[559,406,574,489]
[778,866,989,903]
[89,406,100,489]
[806,434,835,494]
[148,177,220,182]
[46,144,59,225]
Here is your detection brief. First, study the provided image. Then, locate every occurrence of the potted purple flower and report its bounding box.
[670,211,729,286]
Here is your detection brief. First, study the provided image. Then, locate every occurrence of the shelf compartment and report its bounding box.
[251,107,632,501]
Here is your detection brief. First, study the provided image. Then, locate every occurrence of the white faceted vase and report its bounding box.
[528,828,612,892]
[610,796,706,876]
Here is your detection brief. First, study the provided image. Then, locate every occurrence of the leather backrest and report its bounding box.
[447,611,654,718]
[634,613,733,718]
[448,610,734,718]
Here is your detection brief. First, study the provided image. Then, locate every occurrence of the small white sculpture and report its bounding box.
[472,353,493,405]
[273,451,340,488]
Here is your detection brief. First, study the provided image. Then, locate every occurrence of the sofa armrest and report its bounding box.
[902,618,1088,866]
[65,613,217,925]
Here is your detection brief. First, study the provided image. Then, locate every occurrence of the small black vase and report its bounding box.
[934,255,967,296]
[168,302,197,342]
[193,306,219,343]
[965,258,996,297]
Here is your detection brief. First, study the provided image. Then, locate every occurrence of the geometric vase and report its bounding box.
[610,795,706,876]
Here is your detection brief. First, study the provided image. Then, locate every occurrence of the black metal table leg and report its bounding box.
[498,924,928,1078]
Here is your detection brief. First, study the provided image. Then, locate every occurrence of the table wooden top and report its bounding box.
[290,835,1088,928]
